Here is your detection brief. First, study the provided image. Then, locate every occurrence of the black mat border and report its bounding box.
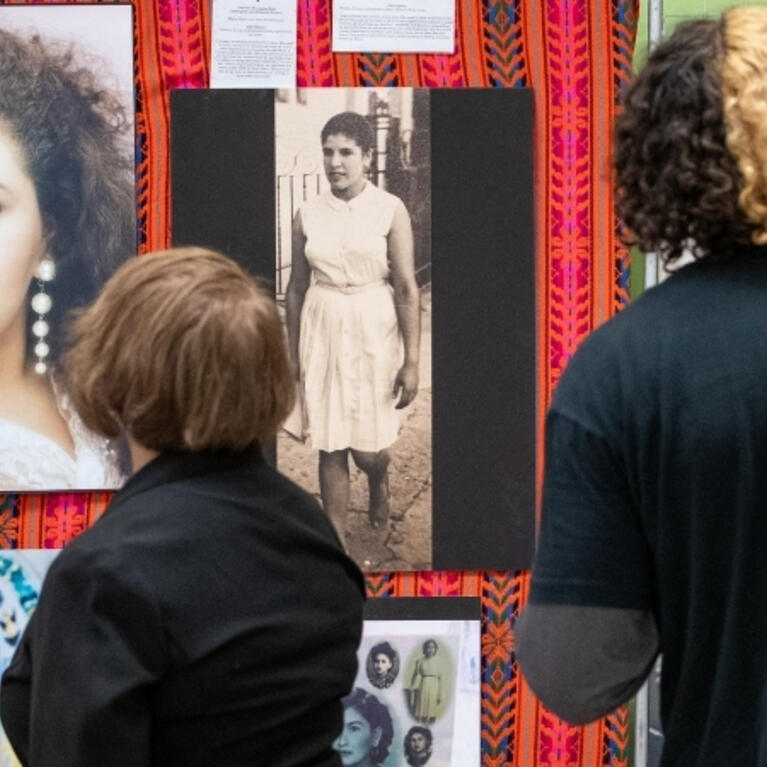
[170,88,536,572]
[363,596,480,621]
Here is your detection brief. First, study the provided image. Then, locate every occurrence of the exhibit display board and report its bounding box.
[0,1,640,764]
[171,86,536,573]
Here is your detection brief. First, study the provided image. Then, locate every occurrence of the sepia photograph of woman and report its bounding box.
[0,6,134,492]
[407,639,443,725]
[277,88,432,571]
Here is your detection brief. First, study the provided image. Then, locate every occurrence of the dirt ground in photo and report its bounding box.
[277,286,432,571]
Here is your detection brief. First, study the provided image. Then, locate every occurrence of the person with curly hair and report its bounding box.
[333,687,394,767]
[0,26,133,491]
[403,726,433,766]
[517,7,767,765]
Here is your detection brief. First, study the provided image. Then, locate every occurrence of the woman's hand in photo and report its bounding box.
[393,362,418,409]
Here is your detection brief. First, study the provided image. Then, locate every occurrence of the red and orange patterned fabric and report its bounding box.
[1,1,639,764]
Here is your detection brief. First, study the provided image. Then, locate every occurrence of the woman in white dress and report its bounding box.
[285,111,421,542]
[0,29,133,491]
[408,639,443,724]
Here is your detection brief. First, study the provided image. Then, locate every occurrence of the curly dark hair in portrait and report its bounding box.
[403,725,433,766]
[321,111,375,154]
[367,640,399,689]
[0,28,134,361]
[371,640,396,665]
[614,18,753,263]
[341,687,394,765]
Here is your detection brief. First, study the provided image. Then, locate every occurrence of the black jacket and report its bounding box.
[1,445,364,766]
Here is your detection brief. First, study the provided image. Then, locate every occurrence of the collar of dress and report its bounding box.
[324,181,373,211]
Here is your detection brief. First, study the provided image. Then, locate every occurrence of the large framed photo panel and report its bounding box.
[0,5,135,493]
[171,87,535,572]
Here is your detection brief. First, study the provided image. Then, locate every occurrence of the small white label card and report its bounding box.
[211,0,297,88]
[332,0,455,53]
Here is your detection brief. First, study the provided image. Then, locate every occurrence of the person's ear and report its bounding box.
[371,726,382,747]
[363,150,372,172]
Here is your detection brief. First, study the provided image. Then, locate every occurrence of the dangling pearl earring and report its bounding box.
[31,257,55,375]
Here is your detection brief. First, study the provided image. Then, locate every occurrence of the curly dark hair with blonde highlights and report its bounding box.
[614,18,754,263]
[0,28,134,361]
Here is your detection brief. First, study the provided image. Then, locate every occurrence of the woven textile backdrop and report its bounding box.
[1,0,638,764]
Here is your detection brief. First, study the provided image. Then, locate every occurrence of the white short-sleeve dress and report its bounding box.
[299,182,405,453]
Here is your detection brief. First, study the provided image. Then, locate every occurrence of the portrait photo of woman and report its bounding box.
[333,687,396,767]
[407,639,445,725]
[403,725,433,766]
[0,6,134,492]
[277,88,432,571]
[366,640,400,690]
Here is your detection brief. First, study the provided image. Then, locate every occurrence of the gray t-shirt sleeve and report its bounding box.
[515,603,659,724]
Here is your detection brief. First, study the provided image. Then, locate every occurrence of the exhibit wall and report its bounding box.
[0,0,638,765]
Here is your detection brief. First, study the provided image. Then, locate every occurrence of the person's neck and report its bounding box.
[128,437,161,475]
[331,179,366,202]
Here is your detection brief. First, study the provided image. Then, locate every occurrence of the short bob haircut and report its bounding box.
[614,8,767,263]
[63,247,294,452]
[0,28,134,362]
[321,111,375,155]
[422,638,439,655]
[340,687,394,765]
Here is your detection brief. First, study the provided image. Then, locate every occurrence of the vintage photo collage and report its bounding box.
[347,616,481,767]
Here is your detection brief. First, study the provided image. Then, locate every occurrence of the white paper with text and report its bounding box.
[211,0,297,88]
[332,0,455,53]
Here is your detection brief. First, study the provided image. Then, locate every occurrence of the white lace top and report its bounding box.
[0,380,125,492]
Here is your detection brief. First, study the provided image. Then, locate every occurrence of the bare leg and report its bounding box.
[351,448,391,527]
[319,449,350,542]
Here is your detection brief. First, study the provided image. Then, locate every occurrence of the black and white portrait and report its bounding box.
[366,640,401,690]
[275,88,432,571]
[0,5,135,492]
[403,725,433,766]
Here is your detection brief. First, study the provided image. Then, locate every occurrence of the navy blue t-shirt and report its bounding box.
[531,254,767,766]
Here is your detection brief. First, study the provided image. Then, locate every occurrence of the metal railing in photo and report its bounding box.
[275,150,323,300]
